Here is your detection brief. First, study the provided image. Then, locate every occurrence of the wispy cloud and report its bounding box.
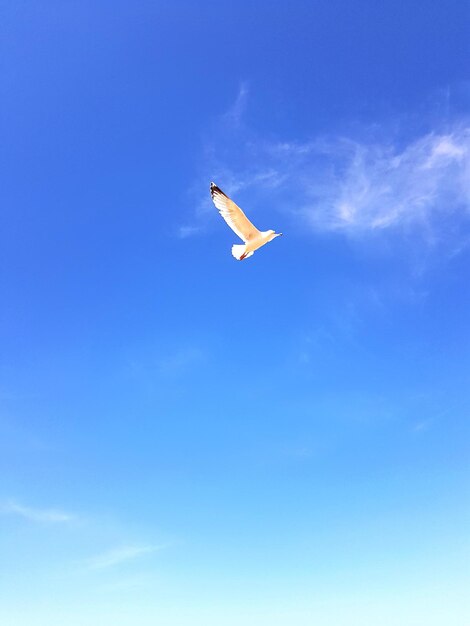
[212,128,470,235]
[295,129,470,234]
[222,81,249,127]
[85,544,163,570]
[413,420,432,433]
[188,86,470,249]
[177,224,203,239]
[1,500,74,523]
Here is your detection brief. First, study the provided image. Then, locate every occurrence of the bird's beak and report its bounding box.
[277,233,283,237]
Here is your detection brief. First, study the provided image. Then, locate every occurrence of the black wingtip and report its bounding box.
[210,182,227,198]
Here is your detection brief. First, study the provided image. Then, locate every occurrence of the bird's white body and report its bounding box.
[210,182,282,260]
[231,230,280,260]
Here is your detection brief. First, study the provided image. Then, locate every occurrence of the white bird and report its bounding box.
[210,182,282,260]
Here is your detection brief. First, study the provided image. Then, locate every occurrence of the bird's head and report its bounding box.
[265,229,283,242]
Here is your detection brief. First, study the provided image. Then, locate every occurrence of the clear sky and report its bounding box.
[1,2,469,625]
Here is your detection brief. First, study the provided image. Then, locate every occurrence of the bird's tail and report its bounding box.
[232,244,254,261]
[231,244,246,260]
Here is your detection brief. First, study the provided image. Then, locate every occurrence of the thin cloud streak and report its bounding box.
[1,501,74,523]
[222,82,249,127]
[178,224,203,239]
[85,544,163,570]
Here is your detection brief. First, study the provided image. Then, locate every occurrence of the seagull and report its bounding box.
[210,182,282,260]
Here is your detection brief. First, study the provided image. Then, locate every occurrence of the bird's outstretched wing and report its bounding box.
[210,182,261,242]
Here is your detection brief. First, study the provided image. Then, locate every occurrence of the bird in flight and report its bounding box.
[210,182,282,260]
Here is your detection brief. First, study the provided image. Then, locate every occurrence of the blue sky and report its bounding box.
[1,2,469,624]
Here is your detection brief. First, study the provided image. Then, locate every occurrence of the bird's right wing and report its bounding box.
[210,183,261,243]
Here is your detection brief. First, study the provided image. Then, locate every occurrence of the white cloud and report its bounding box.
[304,129,470,233]
[214,127,470,235]
[1,500,74,523]
[86,544,163,570]
[189,86,470,247]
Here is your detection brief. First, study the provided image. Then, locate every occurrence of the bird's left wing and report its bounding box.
[210,182,261,242]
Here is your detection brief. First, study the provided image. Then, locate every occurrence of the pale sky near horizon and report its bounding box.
[1,2,470,625]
